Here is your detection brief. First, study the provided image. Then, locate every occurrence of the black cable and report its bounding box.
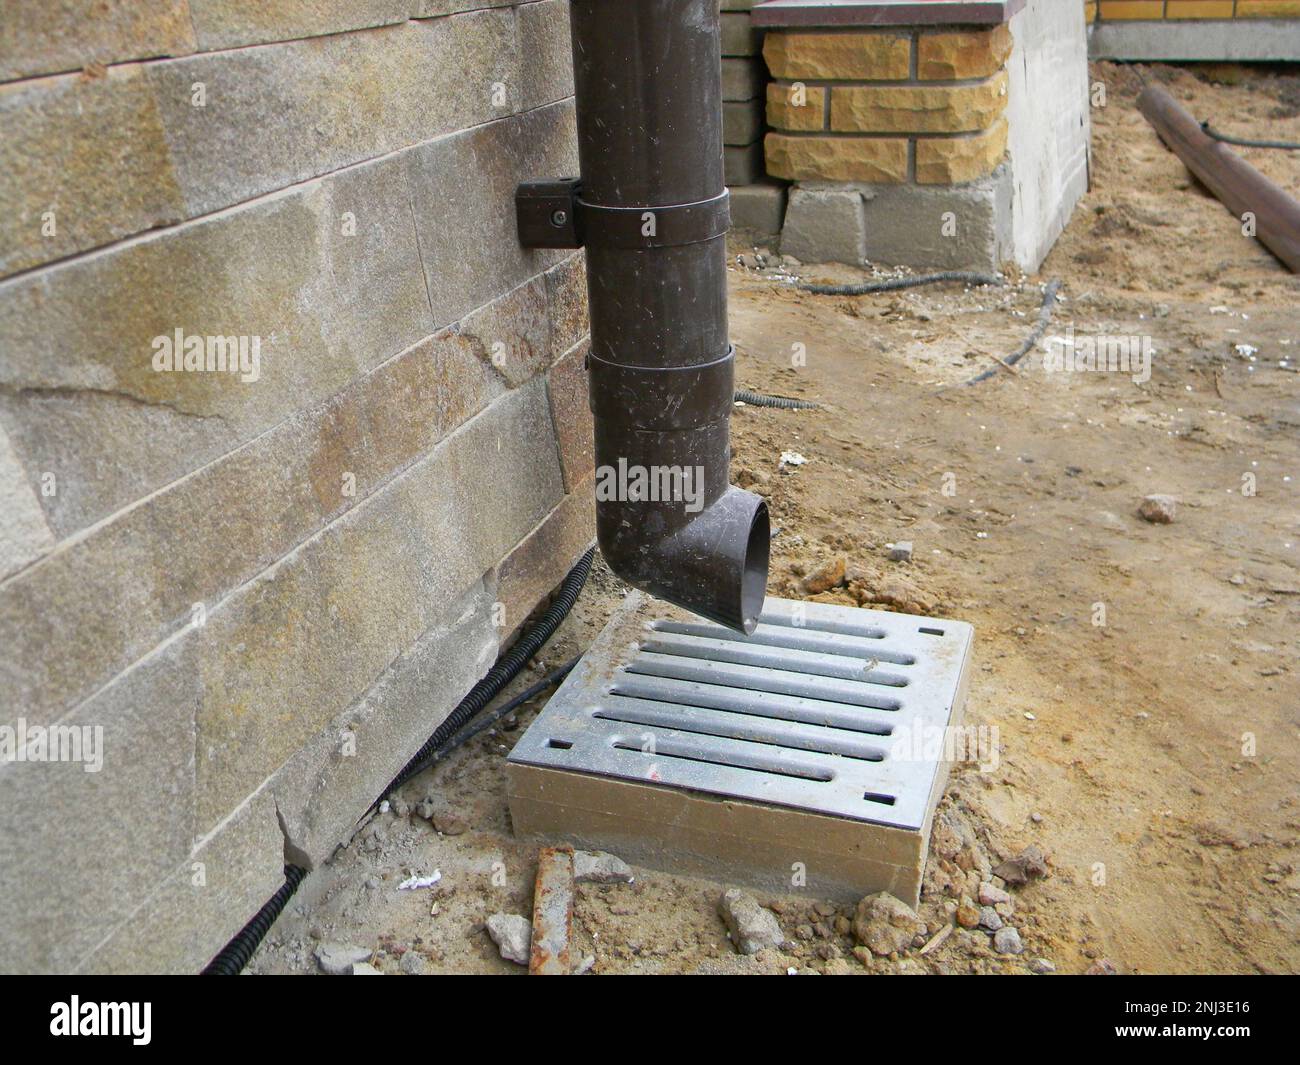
[797,270,1003,296]
[432,655,580,763]
[200,547,595,974]
[733,389,821,410]
[954,279,1062,389]
[1201,121,1300,152]
[201,864,307,975]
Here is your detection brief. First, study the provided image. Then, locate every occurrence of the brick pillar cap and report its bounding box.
[753,0,1025,28]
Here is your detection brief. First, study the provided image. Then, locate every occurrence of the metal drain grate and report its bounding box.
[508,594,974,831]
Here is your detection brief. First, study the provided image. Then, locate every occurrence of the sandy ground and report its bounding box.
[252,63,1298,976]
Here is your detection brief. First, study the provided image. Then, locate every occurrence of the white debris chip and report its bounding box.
[573,850,635,884]
[779,451,807,469]
[397,871,442,891]
[315,943,372,976]
[486,913,532,965]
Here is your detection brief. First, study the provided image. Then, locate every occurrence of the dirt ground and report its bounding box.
[252,62,1299,976]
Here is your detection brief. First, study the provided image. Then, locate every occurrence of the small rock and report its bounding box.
[1029,957,1056,974]
[978,907,1003,931]
[1138,494,1177,524]
[574,954,596,975]
[1086,958,1118,975]
[574,850,634,884]
[315,943,371,976]
[992,845,1049,887]
[415,800,436,822]
[719,889,786,955]
[802,556,846,594]
[850,576,934,616]
[977,883,1011,906]
[992,927,1023,955]
[887,541,913,563]
[852,892,925,957]
[399,951,433,975]
[956,897,981,929]
[350,962,382,975]
[391,797,410,818]
[486,914,532,965]
[432,811,469,836]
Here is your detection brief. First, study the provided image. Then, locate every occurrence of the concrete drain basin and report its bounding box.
[507,593,974,906]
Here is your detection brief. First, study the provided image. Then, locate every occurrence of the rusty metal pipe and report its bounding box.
[1137,84,1300,273]
[566,0,769,633]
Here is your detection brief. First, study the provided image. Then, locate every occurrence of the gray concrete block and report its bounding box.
[721,11,760,56]
[272,577,501,868]
[780,167,1013,271]
[722,57,765,102]
[724,141,766,186]
[78,786,284,975]
[1089,18,1300,63]
[728,181,788,237]
[859,165,1012,272]
[780,185,867,266]
[724,99,764,147]
[0,640,197,974]
[407,99,579,328]
[193,378,564,833]
[0,151,434,539]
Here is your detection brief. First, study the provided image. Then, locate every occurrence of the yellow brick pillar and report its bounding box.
[764,26,1013,186]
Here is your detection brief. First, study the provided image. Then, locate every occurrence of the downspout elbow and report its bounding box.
[598,484,769,635]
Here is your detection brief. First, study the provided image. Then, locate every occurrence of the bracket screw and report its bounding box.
[550,209,569,228]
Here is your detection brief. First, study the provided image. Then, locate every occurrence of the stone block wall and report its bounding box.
[1086,0,1300,59]
[0,0,594,974]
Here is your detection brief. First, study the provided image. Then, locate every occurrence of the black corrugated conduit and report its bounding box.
[201,864,307,975]
[733,389,821,410]
[797,271,1003,296]
[383,546,594,798]
[952,279,1062,390]
[201,546,596,974]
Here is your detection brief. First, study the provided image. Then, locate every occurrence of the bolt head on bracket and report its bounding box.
[516,177,583,249]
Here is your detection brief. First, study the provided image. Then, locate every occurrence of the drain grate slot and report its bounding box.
[650,620,917,666]
[607,675,895,734]
[638,631,913,684]
[624,653,908,704]
[594,695,887,761]
[609,737,837,783]
[508,595,974,831]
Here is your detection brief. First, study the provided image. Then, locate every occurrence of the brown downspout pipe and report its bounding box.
[1137,84,1300,273]
[517,0,770,633]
